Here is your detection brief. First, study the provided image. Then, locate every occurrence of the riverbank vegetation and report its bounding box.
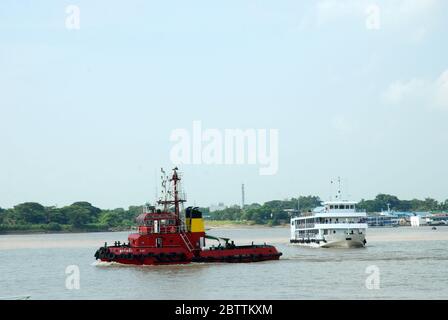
[1,194,447,233]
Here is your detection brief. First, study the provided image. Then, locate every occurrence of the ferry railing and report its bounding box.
[294,219,367,228]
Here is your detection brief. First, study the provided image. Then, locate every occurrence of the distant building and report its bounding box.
[410,215,427,227]
[367,214,400,227]
[426,213,448,226]
[369,211,432,227]
[209,203,227,212]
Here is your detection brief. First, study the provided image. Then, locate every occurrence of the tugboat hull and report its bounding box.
[95,245,282,265]
[196,245,282,263]
[95,246,193,265]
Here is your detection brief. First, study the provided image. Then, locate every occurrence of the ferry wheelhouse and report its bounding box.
[290,201,367,248]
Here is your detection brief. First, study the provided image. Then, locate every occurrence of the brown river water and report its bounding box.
[1,226,447,299]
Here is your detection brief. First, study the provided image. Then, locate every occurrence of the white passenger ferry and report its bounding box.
[290,200,367,248]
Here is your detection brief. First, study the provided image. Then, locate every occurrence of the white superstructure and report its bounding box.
[290,200,367,248]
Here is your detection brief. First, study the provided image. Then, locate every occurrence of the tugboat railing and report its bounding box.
[138,225,187,235]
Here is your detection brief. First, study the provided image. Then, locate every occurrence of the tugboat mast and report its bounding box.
[172,167,180,218]
[157,167,186,220]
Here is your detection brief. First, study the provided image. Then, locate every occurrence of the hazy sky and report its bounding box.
[1,0,448,209]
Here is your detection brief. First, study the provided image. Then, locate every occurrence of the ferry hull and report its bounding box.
[320,239,365,248]
[322,233,366,248]
[290,234,366,249]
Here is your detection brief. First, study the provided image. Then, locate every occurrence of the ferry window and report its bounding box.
[330,205,334,209]
[350,205,354,209]
[333,230,336,234]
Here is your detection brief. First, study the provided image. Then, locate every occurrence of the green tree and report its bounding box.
[99,209,124,227]
[295,196,322,212]
[71,202,101,219]
[0,207,4,224]
[46,206,69,224]
[374,194,400,211]
[440,200,448,211]
[13,202,47,224]
[63,205,91,227]
[127,206,143,221]
[46,222,62,231]
[422,198,439,211]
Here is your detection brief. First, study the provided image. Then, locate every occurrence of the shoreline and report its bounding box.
[0,221,284,236]
[1,224,447,236]
[205,221,288,229]
[0,227,131,236]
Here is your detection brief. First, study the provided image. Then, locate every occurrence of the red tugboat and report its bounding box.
[94,168,282,265]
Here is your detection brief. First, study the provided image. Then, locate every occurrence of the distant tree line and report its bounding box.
[204,196,322,226]
[357,194,448,213]
[205,194,448,225]
[0,202,141,233]
[1,194,447,233]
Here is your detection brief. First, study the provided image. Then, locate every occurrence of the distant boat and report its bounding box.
[0,295,31,300]
[290,200,368,248]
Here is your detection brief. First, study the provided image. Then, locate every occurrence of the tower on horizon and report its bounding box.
[241,183,245,209]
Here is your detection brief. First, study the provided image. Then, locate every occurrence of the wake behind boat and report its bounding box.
[290,200,368,248]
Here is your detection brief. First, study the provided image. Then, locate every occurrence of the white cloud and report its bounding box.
[382,69,448,110]
[382,78,429,104]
